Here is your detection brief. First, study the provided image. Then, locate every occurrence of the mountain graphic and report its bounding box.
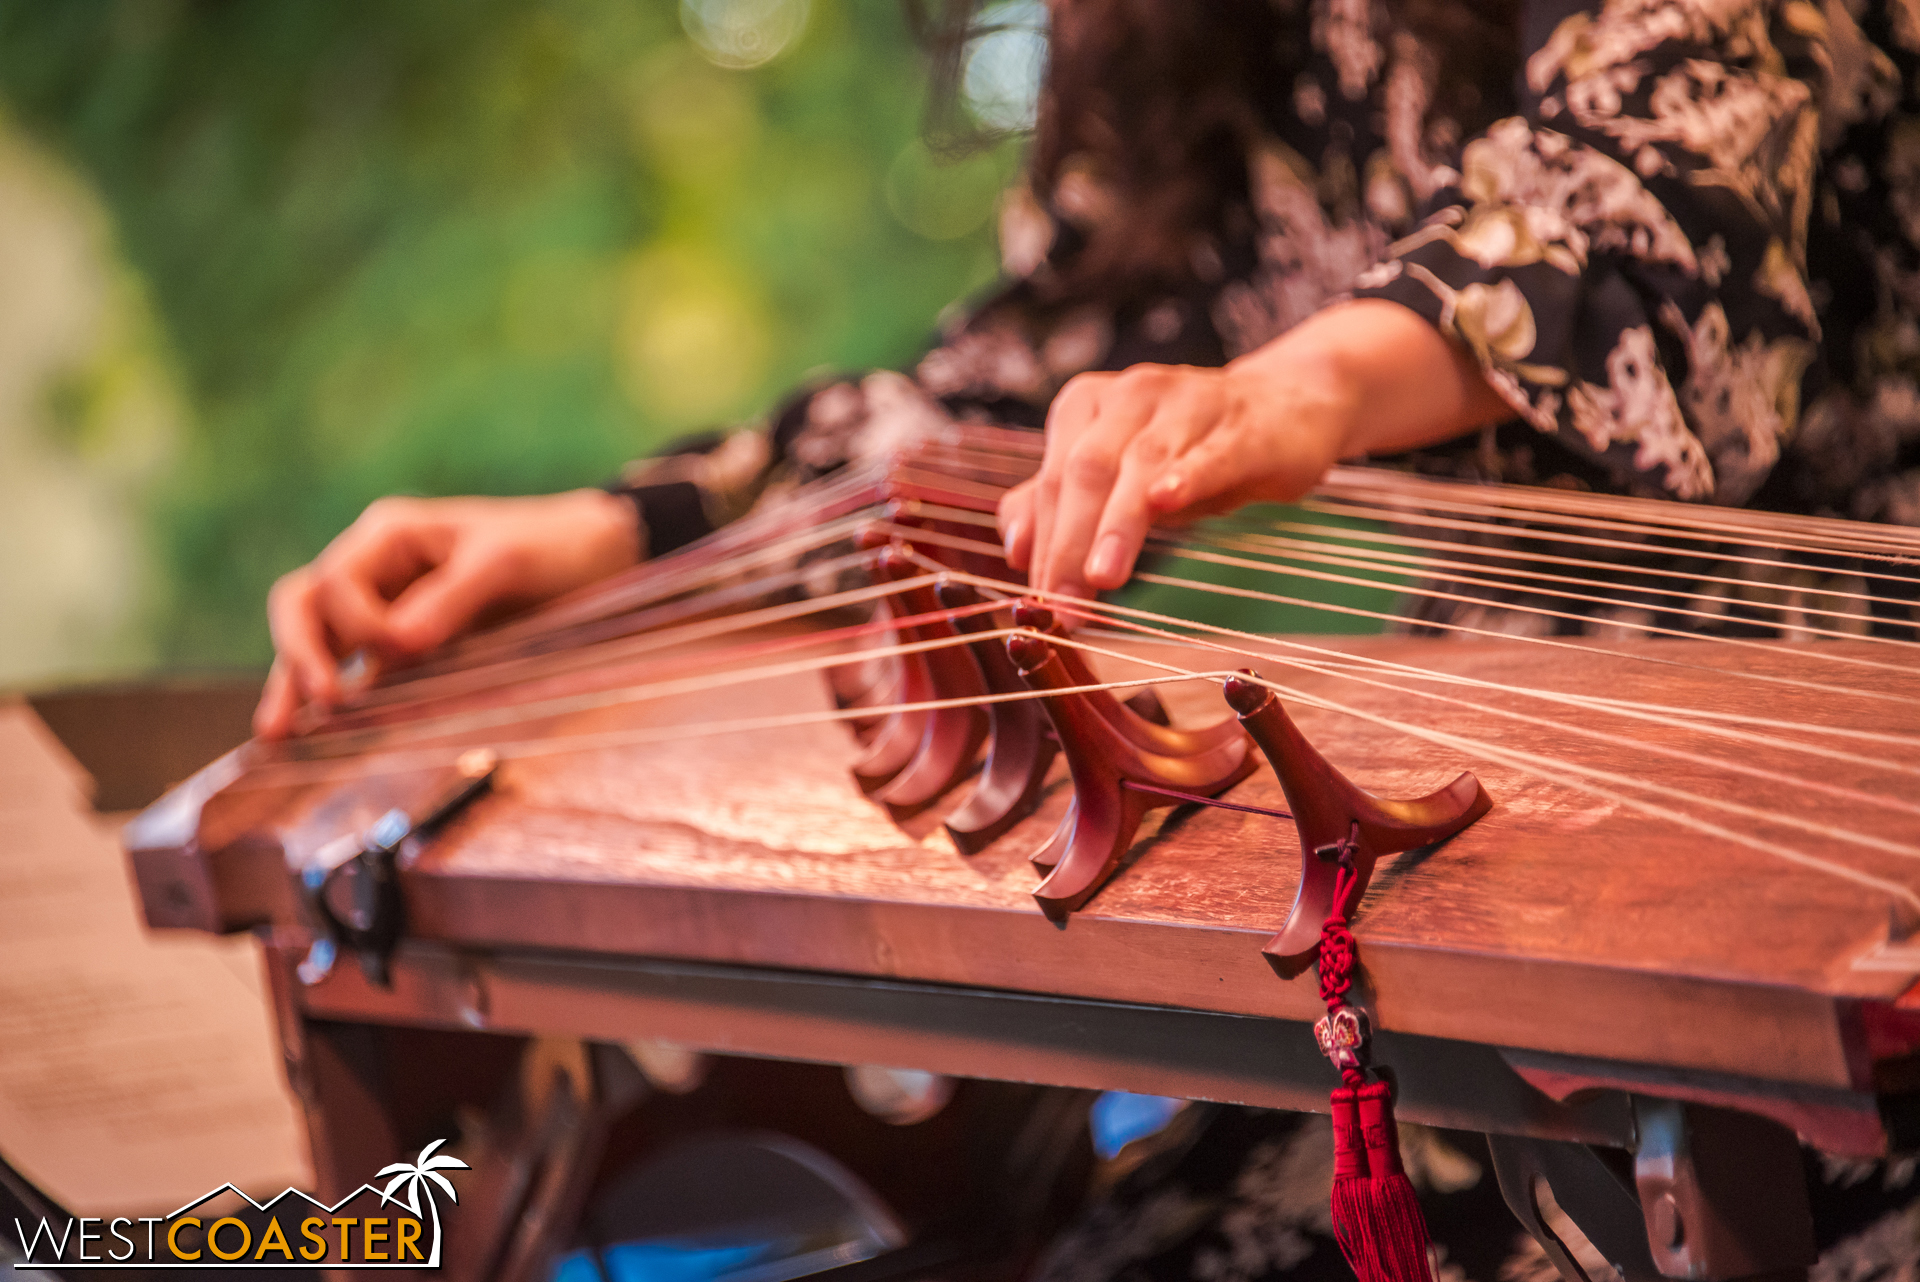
[153,1141,468,1268]
[166,1181,402,1220]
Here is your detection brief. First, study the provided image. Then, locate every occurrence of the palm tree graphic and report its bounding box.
[376,1139,471,1267]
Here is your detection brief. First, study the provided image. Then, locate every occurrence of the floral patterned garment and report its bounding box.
[618,0,1920,555]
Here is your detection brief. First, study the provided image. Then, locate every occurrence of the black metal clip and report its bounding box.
[299,749,497,988]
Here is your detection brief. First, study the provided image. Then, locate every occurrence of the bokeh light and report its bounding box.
[629,51,762,186]
[0,1,1009,674]
[680,0,812,69]
[963,0,1046,132]
[617,243,773,424]
[885,140,1012,241]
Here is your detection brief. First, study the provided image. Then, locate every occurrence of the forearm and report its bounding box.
[1229,299,1511,460]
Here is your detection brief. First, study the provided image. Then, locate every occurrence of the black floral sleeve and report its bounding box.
[1353,0,1828,505]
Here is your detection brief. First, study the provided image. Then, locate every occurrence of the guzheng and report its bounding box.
[125,425,1920,1281]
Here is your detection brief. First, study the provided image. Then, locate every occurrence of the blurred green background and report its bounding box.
[0,0,1029,681]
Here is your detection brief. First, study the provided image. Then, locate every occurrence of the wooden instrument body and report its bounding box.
[127,627,1920,1163]
[119,436,1920,1277]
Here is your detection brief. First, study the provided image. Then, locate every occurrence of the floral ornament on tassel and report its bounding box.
[1314,825,1434,1282]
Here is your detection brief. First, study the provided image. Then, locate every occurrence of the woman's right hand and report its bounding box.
[254,488,641,740]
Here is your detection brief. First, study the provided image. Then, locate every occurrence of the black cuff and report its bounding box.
[601,478,714,558]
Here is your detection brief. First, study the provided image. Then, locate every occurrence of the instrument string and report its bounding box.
[235,665,1218,789]
[871,523,1920,706]
[949,596,1920,899]
[1193,528,1912,632]
[423,503,882,670]
[898,497,1920,617]
[1152,529,1920,656]
[1032,604,1920,835]
[292,505,1920,763]
[263,436,1918,810]
[1132,568,1920,707]
[875,493,1918,657]
[244,618,1920,913]
[880,543,1920,758]
[1231,652,1920,773]
[272,578,993,758]
[336,547,884,713]
[345,442,1920,710]
[1305,495,1920,581]
[236,507,1920,911]
[1315,468,1920,558]
[1220,667,1920,913]
[1147,542,1920,679]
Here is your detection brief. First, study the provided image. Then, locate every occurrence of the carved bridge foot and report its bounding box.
[1008,631,1255,920]
[936,581,1059,854]
[1220,673,1493,978]
[851,548,989,819]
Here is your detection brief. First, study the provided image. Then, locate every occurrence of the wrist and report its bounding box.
[1225,320,1365,462]
[560,487,645,571]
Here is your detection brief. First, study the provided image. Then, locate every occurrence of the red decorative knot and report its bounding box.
[1317,917,1356,1006]
[1313,849,1368,1075]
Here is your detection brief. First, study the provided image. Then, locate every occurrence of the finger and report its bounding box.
[266,569,341,710]
[1027,466,1061,596]
[253,661,298,740]
[328,497,449,598]
[998,481,1037,570]
[1154,419,1321,516]
[1037,389,1158,599]
[1030,374,1110,595]
[1084,424,1185,590]
[312,569,395,655]
[385,542,524,654]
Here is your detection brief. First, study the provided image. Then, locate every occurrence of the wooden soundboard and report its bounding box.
[126,630,1920,1175]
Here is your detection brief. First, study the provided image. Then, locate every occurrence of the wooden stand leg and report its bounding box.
[1633,1099,1815,1281]
[263,936,404,1200]
[1489,1100,1817,1282]
[455,1042,647,1282]
[1488,1134,1663,1282]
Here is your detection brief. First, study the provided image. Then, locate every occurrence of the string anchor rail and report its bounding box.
[1221,673,1494,977]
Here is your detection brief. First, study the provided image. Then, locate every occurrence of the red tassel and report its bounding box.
[1329,1084,1375,1277]
[1353,1081,1433,1282]
[1312,847,1432,1282]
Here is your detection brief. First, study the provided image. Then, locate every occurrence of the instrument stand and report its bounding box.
[1487,1098,1815,1282]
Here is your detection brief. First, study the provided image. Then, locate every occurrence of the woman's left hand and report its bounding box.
[996,299,1512,600]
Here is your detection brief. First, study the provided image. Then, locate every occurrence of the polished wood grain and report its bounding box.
[131,627,1920,1123]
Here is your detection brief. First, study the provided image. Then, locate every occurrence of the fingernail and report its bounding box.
[1150,474,1184,506]
[1001,517,1024,560]
[1087,534,1125,585]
